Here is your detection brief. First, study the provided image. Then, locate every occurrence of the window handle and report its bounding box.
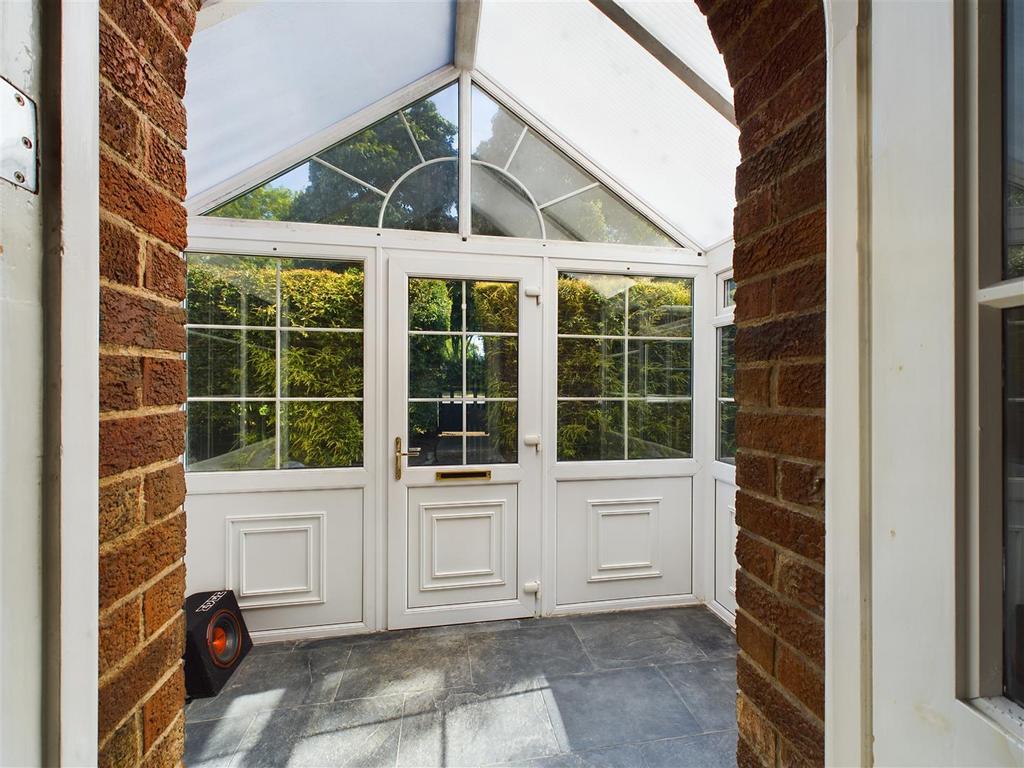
[394,436,421,481]
[524,433,541,453]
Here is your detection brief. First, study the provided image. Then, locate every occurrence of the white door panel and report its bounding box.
[713,478,737,615]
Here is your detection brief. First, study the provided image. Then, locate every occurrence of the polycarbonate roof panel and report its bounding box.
[184,1,456,200]
[476,0,739,248]
[617,0,733,103]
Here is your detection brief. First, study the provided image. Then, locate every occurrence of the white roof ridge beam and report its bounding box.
[454,0,482,71]
[588,0,737,128]
[310,156,386,197]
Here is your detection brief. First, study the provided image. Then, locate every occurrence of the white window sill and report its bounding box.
[969,695,1024,742]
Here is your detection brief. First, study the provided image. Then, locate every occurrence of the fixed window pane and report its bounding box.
[471,164,543,239]
[471,85,527,167]
[558,338,625,397]
[280,401,363,469]
[1005,307,1024,705]
[409,278,462,332]
[466,401,518,464]
[409,335,463,398]
[403,82,460,161]
[719,325,736,399]
[723,277,737,308]
[627,400,692,459]
[281,331,362,399]
[718,401,737,464]
[186,401,276,472]
[557,400,624,461]
[409,401,464,466]
[186,253,276,326]
[627,340,691,397]
[382,160,459,233]
[1005,0,1024,278]
[467,280,518,333]
[466,335,518,398]
[279,259,364,329]
[557,272,628,336]
[627,276,694,337]
[187,329,276,398]
[544,187,676,247]
[508,130,595,207]
[318,115,423,194]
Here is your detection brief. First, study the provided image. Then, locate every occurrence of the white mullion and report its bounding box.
[504,125,528,171]
[623,286,630,460]
[410,329,517,337]
[557,332,693,342]
[311,156,387,197]
[537,182,600,211]
[275,260,282,470]
[399,110,426,165]
[459,71,472,240]
[462,280,468,463]
[976,276,1024,308]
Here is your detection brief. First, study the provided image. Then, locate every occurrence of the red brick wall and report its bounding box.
[698,1,827,765]
[97,2,196,766]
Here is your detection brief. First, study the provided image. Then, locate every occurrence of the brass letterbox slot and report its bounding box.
[435,469,492,482]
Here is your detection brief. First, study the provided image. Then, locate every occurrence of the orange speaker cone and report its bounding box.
[211,626,228,656]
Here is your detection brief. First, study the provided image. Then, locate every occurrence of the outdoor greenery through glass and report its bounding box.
[185,253,364,471]
[718,324,736,463]
[556,272,693,461]
[408,278,519,466]
[202,79,677,248]
[1006,0,1024,278]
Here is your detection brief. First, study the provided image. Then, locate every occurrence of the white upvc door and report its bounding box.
[386,250,543,629]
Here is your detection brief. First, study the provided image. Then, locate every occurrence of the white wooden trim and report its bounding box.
[977,277,1024,309]
[823,0,872,765]
[454,0,482,71]
[57,2,100,763]
[185,66,459,215]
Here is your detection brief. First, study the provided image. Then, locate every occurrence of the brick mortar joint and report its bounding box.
[100,9,187,107]
[100,404,184,422]
[100,344,185,361]
[100,274,185,311]
[737,649,826,730]
[98,578,185,683]
[98,507,185,563]
[737,486,825,522]
[738,529,826,575]
[736,570,825,627]
[100,209,187,260]
[99,457,183,489]
[100,659,184,754]
[142,708,186,765]
[101,147,188,215]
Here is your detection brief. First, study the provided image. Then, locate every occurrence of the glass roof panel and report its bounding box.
[543,186,675,248]
[476,0,739,248]
[617,0,733,103]
[185,1,456,199]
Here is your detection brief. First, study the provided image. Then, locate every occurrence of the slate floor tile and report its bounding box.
[640,729,738,768]
[507,743,646,768]
[569,610,706,669]
[468,623,593,686]
[184,714,253,767]
[543,666,702,752]
[671,608,737,660]
[657,658,737,732]
[398,684,561,767]
[335,632,472,700]
[186,651,316,722]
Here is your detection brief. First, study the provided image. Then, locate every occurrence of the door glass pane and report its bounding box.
[185,253,276,326]
[281,331,362,399]
[280,258,364,328]
[187,329,275,398]
[1005,0,1024,278]
[407,277,519,466]
[557,271,693,461]
[719,401,738,463]
[718,325,737,464]
[186,401,276,471]
[1005,307,1024,705]
[281,401,363,469]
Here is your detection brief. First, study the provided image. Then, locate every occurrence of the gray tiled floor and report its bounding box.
[185,607,738,768]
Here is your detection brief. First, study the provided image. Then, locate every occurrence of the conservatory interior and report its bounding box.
[182,1,744,763]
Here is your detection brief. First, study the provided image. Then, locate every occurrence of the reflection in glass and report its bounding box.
[467,280,518,332]
[557,400,624,461]
[1005,307,1024,705]
[723,277,737,308]
[186,253,277,326]
[628,400,692,459]
[471,86,526,166]
[471,164,542,239]
[382,160,458,233]
[719,326,736,399]
[280,258,364,328]
[627,340,691,397]
[466,336,518,398]
[557,273,627,335]
[628,277,694,337]
[1005,0,1024,278]
[281,401,362,469]
[187,329,275,398]
[544,187,676,247]
[467,401,518,464]
[408,401,464,466]
[409,335,463,398]
[186,401,276,472]
[281,331,362,398]
[409,278,461,332]
[718,401,738,464]
[557,338,624,398]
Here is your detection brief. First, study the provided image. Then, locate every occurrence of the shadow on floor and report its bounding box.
[184,606,738,767]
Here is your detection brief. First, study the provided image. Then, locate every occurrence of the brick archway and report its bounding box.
[96,2,826,765]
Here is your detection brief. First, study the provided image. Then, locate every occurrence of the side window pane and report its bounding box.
[717,325,737,464]
[557,271,693,461]
[185,254,365,472]
[1005,307,1024,705]
[1005,0,1024,278]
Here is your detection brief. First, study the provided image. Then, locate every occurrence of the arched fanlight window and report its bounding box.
[206,80,676,248]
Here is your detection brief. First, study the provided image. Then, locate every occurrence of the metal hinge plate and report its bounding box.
[1,78,38,193]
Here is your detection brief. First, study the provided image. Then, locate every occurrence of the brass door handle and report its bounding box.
[394,436,421,480]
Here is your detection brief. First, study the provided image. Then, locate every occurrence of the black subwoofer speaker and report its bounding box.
[183,590,252,698]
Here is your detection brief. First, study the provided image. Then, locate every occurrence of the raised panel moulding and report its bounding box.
[586,497,663,582]
[419,499,506,591]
